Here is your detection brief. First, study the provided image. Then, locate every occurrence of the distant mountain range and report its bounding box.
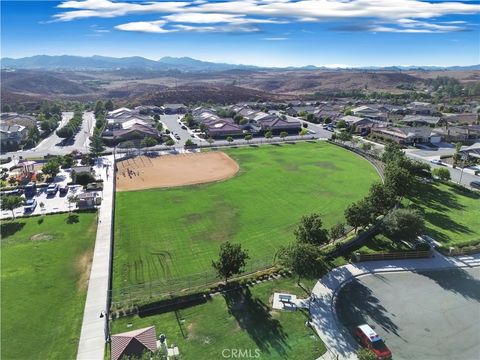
[1,55,479,72]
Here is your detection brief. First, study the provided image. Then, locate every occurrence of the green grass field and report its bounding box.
[111,277,325,359]
[408,182,480,247]
[114,142,379,293]
[0,212,97,360]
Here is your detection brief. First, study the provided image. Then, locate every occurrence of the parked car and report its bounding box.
[175,134,181,140]
[59,184,69,196]
[470,181,480,190]
[355,324,392,360]
[24,198,37,213]
[46,183,59,196]
[430,159,444,166]
[24,182,37,198]
[181,125,187,130]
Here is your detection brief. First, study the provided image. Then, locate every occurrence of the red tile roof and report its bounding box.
[111,326,157,360]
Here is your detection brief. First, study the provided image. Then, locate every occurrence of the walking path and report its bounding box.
[310,251,480,360]
[77,156,115,360]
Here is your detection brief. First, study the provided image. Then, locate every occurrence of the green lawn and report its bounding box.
[357,234,411,254]
[407,182,480,247]
[114,142,379,294]
[0,212,98,360]
[111,277,325,360]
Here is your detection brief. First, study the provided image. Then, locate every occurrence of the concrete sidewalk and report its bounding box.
[310,251,480,360]
[77,157,115,360]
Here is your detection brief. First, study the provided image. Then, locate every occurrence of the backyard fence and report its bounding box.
[110,256,277,310]
[352,250,433,262]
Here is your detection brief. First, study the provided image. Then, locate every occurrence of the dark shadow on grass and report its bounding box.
[37,218,44,224]
[424,211,472,235]
[416,268,480,302]
[0,221,26,238]
[138,293,210,317]
[408,182,465,213]
[223,287,290,357]
[65,214,79,224]
[336,279,401,337]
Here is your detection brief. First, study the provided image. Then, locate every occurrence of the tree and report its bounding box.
[199,123,208,133]
[381,142,404,164]
[184,139,195,147]
[336,119,347,129]
[382,208,425,242]
[105,99,114,112]
[94,100,105,116]
[1,195,24,219]
[42,159,61,179]
[279,131,288,140]
[67,195,79,212]
[278,242,327,283]
[432,167,451,181]
[453,142,462,166]
[360,142,372,152]
[2,104,12,112]
[336,130,352,143]
[299,127,309,137]
[165,138,175,147]
[39,201,45,213]
[265,131,272,141]
[212,242,249,284]
[56,126,74,139]
[294,213,329,246]
[73,171,95,185]
[89,133,105,156]
[306,113,314,122]
[329,222,347,241]
[384,163,413,198]
[233,114,243,124]
[344,199,372,232]
[365,182,396,218]
[62,154,75,169]
[226,136,234,144]
[357,348,377,360]
[153,114,160,121]
[140,136,158,148]
[155,122,163,132]
[207,137,215,146]
[244,134,253,143]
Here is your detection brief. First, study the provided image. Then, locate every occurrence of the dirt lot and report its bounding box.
[116,151,239,191]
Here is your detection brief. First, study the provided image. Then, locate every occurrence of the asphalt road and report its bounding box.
[160,114,197,147]
[336,268,480,360]
[4,111,95,159]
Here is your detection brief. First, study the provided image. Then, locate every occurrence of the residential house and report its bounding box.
[399,115,445,127]
[162,104,187,114]
[337,115,374,133]
[257,116,302,133]
[407,101,438,115]
[351,106,386,121]
[205,119,243,138]
[371,126,442,145]
[0,124,27,149]
[435,125,480,142]
[102,123,162,145]
[442,113,478,125]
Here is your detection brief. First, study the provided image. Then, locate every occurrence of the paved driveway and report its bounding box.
[336,268,480,360]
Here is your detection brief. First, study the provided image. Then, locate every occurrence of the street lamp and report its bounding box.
[100,310,111,343]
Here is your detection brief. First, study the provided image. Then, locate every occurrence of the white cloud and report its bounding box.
[54,0,480,34]
[115,20,176,33]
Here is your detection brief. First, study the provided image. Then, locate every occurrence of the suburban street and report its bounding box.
[3,111,95,159]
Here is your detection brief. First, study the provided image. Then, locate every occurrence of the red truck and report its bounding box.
[355,324,392,360]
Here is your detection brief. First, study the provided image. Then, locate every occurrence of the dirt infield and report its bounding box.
[116,151,240,191]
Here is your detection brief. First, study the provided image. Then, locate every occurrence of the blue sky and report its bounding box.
[1,0,479,67]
